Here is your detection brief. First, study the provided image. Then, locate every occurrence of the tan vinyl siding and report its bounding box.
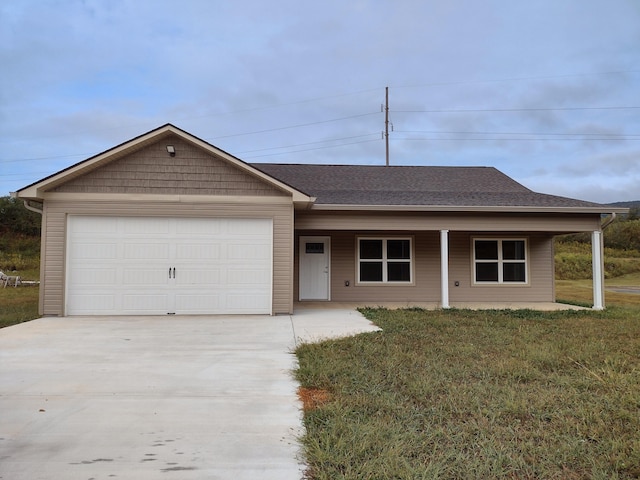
[295,211,602,233]
[40,205,66,316]
[39,199,294,316]
[52,135,287,197]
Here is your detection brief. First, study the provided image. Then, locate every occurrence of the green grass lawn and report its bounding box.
[295,307,640,479]
[0,285,39,328]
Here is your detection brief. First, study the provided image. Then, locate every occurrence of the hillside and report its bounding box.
[608,200,640,210]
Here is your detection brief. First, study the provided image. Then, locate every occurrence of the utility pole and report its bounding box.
[384,86,390,166]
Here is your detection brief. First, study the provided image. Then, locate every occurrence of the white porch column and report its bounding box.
[592,230,605,310]
[440,230,450,309]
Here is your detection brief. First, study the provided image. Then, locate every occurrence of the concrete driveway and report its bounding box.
[0,311,380,480]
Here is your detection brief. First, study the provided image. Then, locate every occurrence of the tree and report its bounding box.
[0,196,41,236]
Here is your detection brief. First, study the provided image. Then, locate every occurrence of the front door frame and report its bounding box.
[299,236,331,301]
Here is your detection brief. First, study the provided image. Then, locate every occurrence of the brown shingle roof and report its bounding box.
[251,164,605,208]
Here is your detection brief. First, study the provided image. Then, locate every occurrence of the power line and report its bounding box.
[207,111,380,140]
[243,138,380,159]
[393,136,640,142]
[0,153,93,164]
[235,133,379,154]
[395,130,640,138]
[395,106,640,113]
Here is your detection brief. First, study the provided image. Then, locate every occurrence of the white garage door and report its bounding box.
[66,216,272,315]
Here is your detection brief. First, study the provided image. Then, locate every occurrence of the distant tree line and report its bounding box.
[0,196,41,236]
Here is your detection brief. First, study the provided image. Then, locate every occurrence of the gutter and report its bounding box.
[10,192,43,215]
[308,203,630,215]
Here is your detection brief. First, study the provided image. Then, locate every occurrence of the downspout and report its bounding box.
[22,200,44,215]
[601,212,616,230]
[9,192,43,215]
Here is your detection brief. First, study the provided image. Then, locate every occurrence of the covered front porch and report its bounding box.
[294,210,608,310]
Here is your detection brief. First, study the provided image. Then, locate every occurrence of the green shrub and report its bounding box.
[555,252,592,280]
[606,220,640,251]
[555,250,640,280]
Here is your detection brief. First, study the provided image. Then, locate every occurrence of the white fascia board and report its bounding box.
[38,192,298,204]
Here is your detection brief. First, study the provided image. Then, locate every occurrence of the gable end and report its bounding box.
[50,135,287,197]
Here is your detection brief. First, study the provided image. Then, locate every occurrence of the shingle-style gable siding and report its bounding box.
[53,135,287,197]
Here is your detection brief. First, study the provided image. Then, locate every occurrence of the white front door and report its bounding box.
[299,236,330,300]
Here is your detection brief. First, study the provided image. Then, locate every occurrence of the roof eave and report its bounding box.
[308,204,630,214]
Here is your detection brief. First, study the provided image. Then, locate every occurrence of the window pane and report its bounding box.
[360,240,383,259]
[503,240,525,260]
[388,262,410,281]
[475,240,498,260]
[305,242,324,254]
[360,262,383,281]
[387,240,410,259]
[503,263,526,282]
[476,263,499,282]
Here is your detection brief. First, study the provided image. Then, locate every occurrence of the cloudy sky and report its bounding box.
[1,0,639,203]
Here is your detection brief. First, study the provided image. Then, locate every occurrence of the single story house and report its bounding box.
[13,124,627,316]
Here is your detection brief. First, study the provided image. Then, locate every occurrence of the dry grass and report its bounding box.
[298,387,333,412]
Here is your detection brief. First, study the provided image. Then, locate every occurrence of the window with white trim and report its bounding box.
[358,238,412,283]
[473,239,527,284]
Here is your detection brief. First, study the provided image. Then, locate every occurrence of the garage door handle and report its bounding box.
[173,267,176,278]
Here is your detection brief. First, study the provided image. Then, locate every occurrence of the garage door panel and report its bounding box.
[175,244,221,260]
[68,294,116,313]
[70,216,119,234]
[73,243,118,260]
[226,293,270,312]
[228,244,271,260]
[123,243,170,260]
[66,216,272,315]
[227,268,271,286]
[175,294,221,313]
[175,268,221,285]
[123,294,169,312]
[123,268,170,285]
[71,268,118,286]
[122,217,170,234]
[176,218,223,235]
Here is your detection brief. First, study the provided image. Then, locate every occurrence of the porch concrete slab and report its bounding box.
[0,315,306,480]
[290,307,382,345]
[295,301,588,312]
